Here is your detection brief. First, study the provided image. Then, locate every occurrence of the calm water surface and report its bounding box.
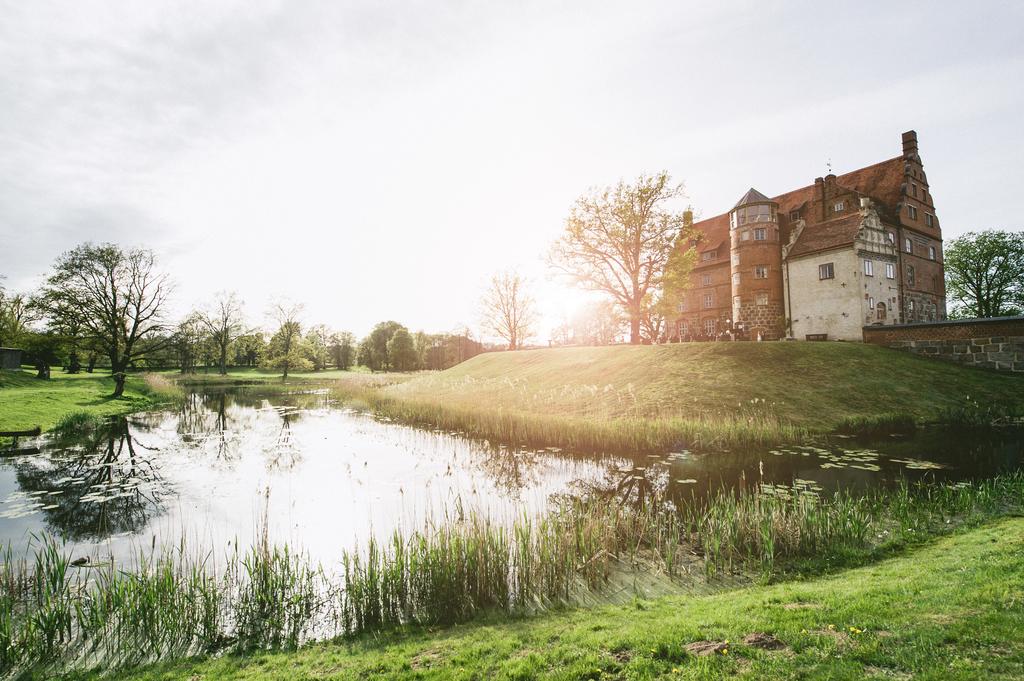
[2,387,1022,565]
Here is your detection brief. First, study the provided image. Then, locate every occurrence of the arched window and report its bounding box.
[876,302,887,320]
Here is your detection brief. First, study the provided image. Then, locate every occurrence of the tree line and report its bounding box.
[0,244,484,393]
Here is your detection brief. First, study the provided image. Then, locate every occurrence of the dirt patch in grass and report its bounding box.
[684,640,729,656]
[410,649,444,669]
[742,632,787,650]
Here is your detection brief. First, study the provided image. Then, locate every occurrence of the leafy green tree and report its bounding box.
[263,302,311,378]
[945,230,1024,318]
[304,324,331,371]
[359,321,407,371]
[549,172,695,344]
[33,244,171,396]
[330,331,356,370]
[233,333,265,367]
[387,328,418,371]
[0,282,36,349]
[357,336,377,371]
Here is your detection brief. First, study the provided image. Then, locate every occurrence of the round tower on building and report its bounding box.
[729,189,785,339]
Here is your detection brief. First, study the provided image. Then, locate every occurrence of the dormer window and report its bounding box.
[701,250,717,261]
[789,210,800,221]
[925,213,934,227]
[911,183,918,198]
[833,201,844,213]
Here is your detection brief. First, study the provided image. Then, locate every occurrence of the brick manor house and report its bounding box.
[672,130,947,342]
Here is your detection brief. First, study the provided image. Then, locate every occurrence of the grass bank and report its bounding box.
[0,370,181,433]
[76,514,1024,680]
[368,343,1023,451]
[5,473,1023,678]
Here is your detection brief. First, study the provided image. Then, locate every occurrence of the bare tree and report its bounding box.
[35,244,170,396]
[480,271,537,350]
[199,291,248,375]
[549,172,693,344]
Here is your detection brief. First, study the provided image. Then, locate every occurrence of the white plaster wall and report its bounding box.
[786,249,864,340]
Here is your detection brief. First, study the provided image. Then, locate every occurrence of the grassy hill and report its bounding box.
[380,343,1022,446]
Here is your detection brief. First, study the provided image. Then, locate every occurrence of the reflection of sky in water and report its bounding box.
[1,387,1022,566]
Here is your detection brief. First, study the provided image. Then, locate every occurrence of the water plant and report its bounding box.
[0,472,1022,678]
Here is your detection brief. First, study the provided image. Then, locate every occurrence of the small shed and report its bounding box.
[0,347,23,370]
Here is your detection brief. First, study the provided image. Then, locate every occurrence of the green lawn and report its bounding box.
[389,343,1023,430]
[85,517,1024,680]
[0,368,171,432]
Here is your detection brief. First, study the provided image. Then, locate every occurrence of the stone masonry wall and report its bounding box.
[862,317,1024,373]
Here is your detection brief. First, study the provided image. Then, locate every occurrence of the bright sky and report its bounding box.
[2,0,1023,341]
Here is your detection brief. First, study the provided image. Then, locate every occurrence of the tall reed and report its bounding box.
[1,472,1022,678]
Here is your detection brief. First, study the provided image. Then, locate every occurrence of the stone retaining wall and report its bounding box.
[862,317,1024,373]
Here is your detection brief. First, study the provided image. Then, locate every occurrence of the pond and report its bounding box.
[2,386,1023,566]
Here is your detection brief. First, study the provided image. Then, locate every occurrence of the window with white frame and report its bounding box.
[701,274,712,287]
[703,318,716,335]
[732,272,740,286]
[869,296,875,310]
[676,300,686,313]
[907,205,918,220]
[732,253,740,266]
[754,264,769,279]
[754,228,766,241]
[907,265,916,287]
[677,320,687,337]
[925,213,934,227]
[818,262,834,280]
[833,201,844,213]
[701,250,717,261]
[886,262,895,279]
[703,293,713,309]
[887,231,895,244]
[863,259,873,276]
[755,292,769,306]
[928,246,936,260]
[741,230,751,241]
[904,237,913,254]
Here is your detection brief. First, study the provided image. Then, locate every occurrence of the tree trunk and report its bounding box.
[629,315,641,345]
[219,345,227,375]
[112,371,126,397]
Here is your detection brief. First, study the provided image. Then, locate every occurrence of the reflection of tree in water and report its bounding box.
[468,445,549,497]
[14,418,168,541]
[263,407,303,471]
[572,462,672,510]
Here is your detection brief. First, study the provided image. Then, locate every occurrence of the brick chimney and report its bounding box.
[902,130,918,157]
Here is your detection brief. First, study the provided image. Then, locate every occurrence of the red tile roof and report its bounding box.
[692,155,906,232]
[786,213,864,258]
